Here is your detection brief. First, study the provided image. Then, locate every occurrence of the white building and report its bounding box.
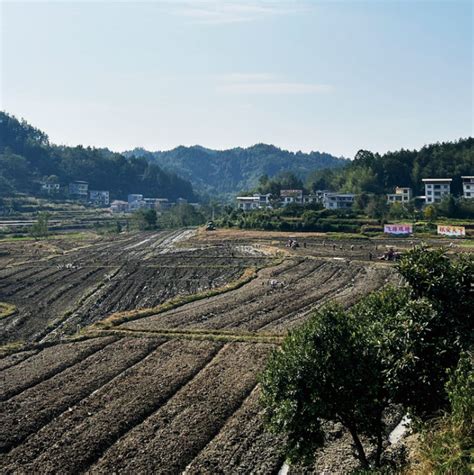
[280,189,303,205]
[236,196,261,211]
[461,176,474,199]
[387,187,412,204]
[422,178,452,204]
[69,180,89,200]
[41,183,60,194]
[89,190,110,206]
[313,190,331,203]
[323,193,355,210]
[110,200,128,213]
[236,193,271,211]
[127,194,143,204]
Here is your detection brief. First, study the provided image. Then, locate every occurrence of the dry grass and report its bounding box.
[0,302,17,319]
[91,266,261,330]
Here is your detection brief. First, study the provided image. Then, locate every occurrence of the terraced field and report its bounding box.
[0,230,271,345]
[1,228,433,473]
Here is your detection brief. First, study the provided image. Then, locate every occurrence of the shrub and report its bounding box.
[416,353,474,473]
[261,305,390,468]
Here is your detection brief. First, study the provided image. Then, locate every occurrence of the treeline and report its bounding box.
[219,200,474,235]
[0,112,197,201]
[307,139,474,195]
[125,144,347,198]
[262,248,473,471]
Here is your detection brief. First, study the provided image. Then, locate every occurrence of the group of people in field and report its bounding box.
[284,236,406,262]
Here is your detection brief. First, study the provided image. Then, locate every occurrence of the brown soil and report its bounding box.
[89,342,273,474]
[0,337,159,452]
[0,229,468,473]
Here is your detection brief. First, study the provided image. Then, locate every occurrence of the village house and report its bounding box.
[422,178,452,204]
[68,180,89,200]
[387,187,412,204]
[155,198,172,211]
[461,176,474,199]
[41,182,60,194]
[110,200,128,213]
[89,190,110,206]
[280,189,303,205]
[323,193,355,210]
[236,195,261,211]
[127,194,143,204]
[236,193,271,211]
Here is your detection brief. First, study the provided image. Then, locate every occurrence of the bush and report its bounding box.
[416,353,474,473]
[260,248,473,469]
[261,304,391,468]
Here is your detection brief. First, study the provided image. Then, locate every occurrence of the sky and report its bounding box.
[0,0,472,158]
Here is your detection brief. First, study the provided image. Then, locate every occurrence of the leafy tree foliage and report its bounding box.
[423,205,438,222]
[416,352,474,473]
[306,139,473,196]
[159,203,207,228]
[0,112,197,201]
[29,212,49,239]
[260,305,390,468]
[132,209,158,230]
[261,248,473,467]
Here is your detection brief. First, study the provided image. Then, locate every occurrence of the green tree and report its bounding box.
[133,208,157,230]
[391,248,474,416]
[260,305,390,468]
[437,195,458,218]
[365,195,388,221]
[29,212,49,239]
[423,205,437,222]
[388,201,409,219]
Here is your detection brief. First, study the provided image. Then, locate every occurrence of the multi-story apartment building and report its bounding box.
[461,176,474,199]
[422,178,452,204]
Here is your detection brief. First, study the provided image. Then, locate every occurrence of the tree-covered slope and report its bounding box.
[307,139,474,196]
[0,112,197,201]
[124,144,347,197]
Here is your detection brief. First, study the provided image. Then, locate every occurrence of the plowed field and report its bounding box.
[1,228,446,473]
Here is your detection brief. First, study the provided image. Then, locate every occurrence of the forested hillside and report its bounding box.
[0,112,197,201]
[307,139,474,196]
[124,144,347,197]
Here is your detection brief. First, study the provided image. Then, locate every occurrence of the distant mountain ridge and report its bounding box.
[123,144,348,197]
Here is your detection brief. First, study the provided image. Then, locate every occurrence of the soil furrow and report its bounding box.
[0,337,161,453]
[0,350,38,372]
[89,342,273,474]
[0,336,116,401]
[185,386,285,474]
[1,339,221,473]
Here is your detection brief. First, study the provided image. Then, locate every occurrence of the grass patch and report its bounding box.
[0,340,25,357]
[457,240,474,248]
[99,327,284,344]
[325,232,369,240]
[0,231,96,242]
[0,302,17,319]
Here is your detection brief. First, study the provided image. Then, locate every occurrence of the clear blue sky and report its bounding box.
[1,0,472,157]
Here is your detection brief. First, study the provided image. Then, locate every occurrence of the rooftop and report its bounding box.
[280,189,303,197]
[422,178,452,182]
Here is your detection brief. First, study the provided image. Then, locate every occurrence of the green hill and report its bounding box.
[0,112,197,201]
[124,144,347,198]
[307,139,474,196]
